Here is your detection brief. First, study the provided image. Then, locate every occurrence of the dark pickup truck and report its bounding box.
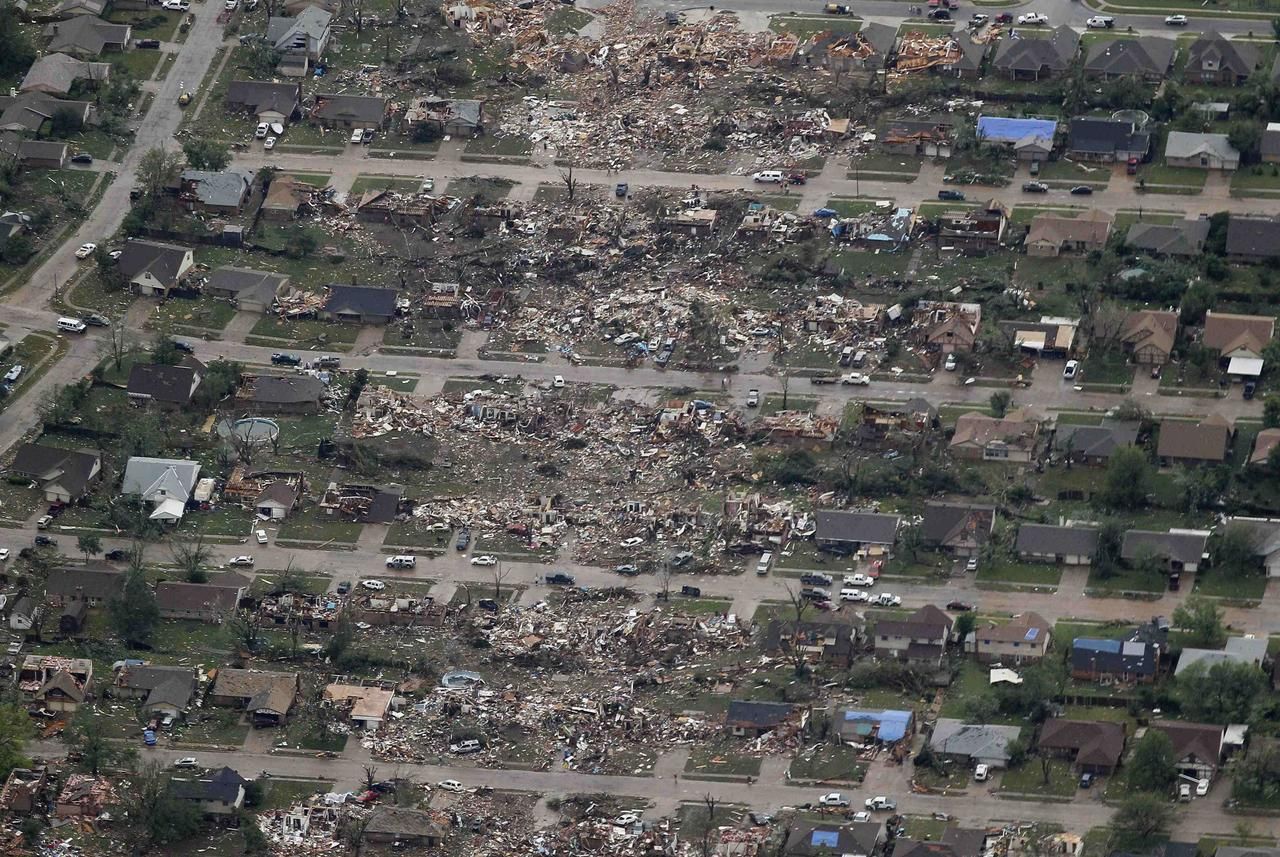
[809,375,840,385]
[546,573,576,585]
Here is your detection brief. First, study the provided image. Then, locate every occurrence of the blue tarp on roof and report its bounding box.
[976,116,1057,145]
[842,708,913,742]
[1073,637,1122,653]
[811,831,840,848]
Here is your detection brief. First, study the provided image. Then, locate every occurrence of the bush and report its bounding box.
[436,63,473,85]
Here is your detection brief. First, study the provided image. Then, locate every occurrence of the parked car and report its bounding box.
[456,530,471,551]
[437,780,465,793]
[841,373,870,386]
[470,555,497,566]
[361,128,375,144]
[614,563,640,575]
[3,366,22,384]
[1245,381,1257,399]
[1165,14,1188,25]
[1070,185,1094,195]
[927,9,950,20]
[227,556,254,567]
[255,529,268,544]
[255,123,269,139]
[937,189,965,201]
[1017,12,1047,24]
[839,589,868,603]
[800,587,831,601]
[172,340,194,354]
[74,243,96,259]
[974,764,990,781]
[1085,15,1115,27]
[1063,359,1080,380]
[450,739,482,755]
[1021,181,1048,193]
[546,573,576,585]
[336,581,351,594]
[946,600,975,611]
[620,536,644,548]
[361,579,386,591]
[843,573,874,587]
[680,585,702,597]
[264,136,277,150]
[105,549,129,561]
[173,757,198,769]
[271,352,301,366]
[552,375,565,388]
[350,128,365,144]
[746,389,760,407]
[615,182,628,197]
[70,153,93,165]
[136,38,161,48]
[1079,772,1094,788]
[1196,778,1210,796]
[85,314,110,327]
[801,573,833,586]
[944,354,957,371]
[969,13,988,24]
[818,793,850,808]
[994,12,1013,22]
[865,796,897,811]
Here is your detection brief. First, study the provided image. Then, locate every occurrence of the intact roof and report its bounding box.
[1166,131,1239,162]
[725,700,798,729]
[0,93,92,133]
[929,718,1022,763]
[1227,216,1280,258]
[839,708,914,743]
[180,169,252,208]
[1203,310,1275,356]
[1264,123,1280,159]
[1176,636,1269,675]
[1187,32,1258,77]
[169,767,247,804]
[116,240,189,287]
[976,116,1057,146]
[127,363,198,404]
[255,481,297,508]
[9,443,99,495]
[156,581,241,615]
[1037,718,1126,767]
[876,604,954,642]
[266,5,332,51]
[1121,529,1209,564]
[814,510,900,545]
[1126,221,1209,257]
[247,374,324,404]
[972,612,1051,646]
[121,457,201,503]
[205,266,288,302]
[951,409,1039,451]
[46,567,123,601]
[1016,524,1099,557]
[1250,428,1280,465]
[313,93,387,124]
[323,284,398,317]
[225,80,301,115]
[1153,721,1223,764]
[43,16,130,55]
[1068,118,1150,156]
[1157,418,1230,461]
[366,806,442,839]
[1085,37,1176,76]
[1054,422,1139,460]
[20,54,110,95]
[921,502,995,548]
[992,25,1079,74]
[786,823,881,857]
[1026,208,1114,248]
[211,669,298,714]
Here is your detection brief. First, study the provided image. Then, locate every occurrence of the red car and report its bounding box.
[994,12,1013,22]
[786,173,807,185]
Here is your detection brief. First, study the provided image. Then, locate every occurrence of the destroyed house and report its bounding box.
[169,767,248,817]
[349,593,440,626]
[811,23,898,72]
[1067,118,1151,164]
[321,482,404,523]
[127,360,203,408]
[1037,718,1126,773]
[921,502,994,555]
[55,774,115,818]
[760,411,838,446]
[208,668,299,726]
[724,700,806,737]
[882,119,954,158]
[1072,637,1158,682]
[203,267,288,314]
[45,565,123,607]
[763,620,859,667]
[937,201,1008,249]
[1186,32,1258,85]
[260,592,341,631]
[919,300,981,353]
[323,683,394,730]
[115,239,194,297]
[156,580,245,623]
[0,767,49,814]
[8,442,100,503]
[894,29,968,76]
[1015,524,1099,565]
[814,510,899,556]
[835,707,915,745]
[786,823,883,857]
[354,190,435,226]
[18,655,92,712]
[658,207,717,236]
[1084,37,1177,82]
[992,26,1079,80]
[222,466,304,503]
[1053,421,1139,465]
[320,284,398,324]
[235,374,324,413]
[310,93,387,129]
[112,664,197,717]
[403,95,485,137]
[949,408,1041,462]
[874,604,952,665]
[896,830,992,857]
[224,80,302,123]
[938,37,987,80]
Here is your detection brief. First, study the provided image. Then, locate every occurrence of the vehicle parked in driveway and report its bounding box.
[350,128,365,144]
[455,529,470,551]
[1063,359,1080,380]
[70,153,93,165]
[746,389,760,407]
[136,38,161,48]
[965,556,979,572]
[256,123,269,138]
[975,764,990,781]
[255,529,268,544]
[264,136,277,150]
[944,354,957,371]
[35,515,52,530]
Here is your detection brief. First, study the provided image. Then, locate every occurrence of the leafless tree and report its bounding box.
[492,560,511,600]
[228,609,262,654]
[781,581,810,626]
[656,561,675,601]
[343,811,373,857]
[362,765,379,791]
[703,792,719,823]
[1089,300,1129,355]
[100,319,134,373]
[559,162,578,202]
[170,529,211,583]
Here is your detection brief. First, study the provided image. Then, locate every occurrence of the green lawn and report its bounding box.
[824,198,887,217]
[828,249,911,278]
[1085,564,1168,594]
[116,50,165,82]
[975,561,1063,586]
[1138,163,1208,188]
[276,511,362,545]
[789,743,867,783]
[349,175,425,195]
[769,13,862,37]
[1000,758,1077,796]
[1193,572,1267,600]
[545,6,592,33]
[758,393,819,415]
[148,296,237,333]
[248,316,360,346]
[683,741,763,778]
[259,778,332,810]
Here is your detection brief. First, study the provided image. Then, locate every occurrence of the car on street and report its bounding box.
[800,587,831,601]
[1063,359,1080,380]
[1021,181,1048,193]
[746,389,760,407]
[786,173,807,185]
[969,13,987,24]
[437,780,465,793]
[0,549,8,562]
[162,0,190,9]
[471,555,497,566]
[74,243,96,259]
[751,171,784,183]
[1085,15,1115,27]
[937,189,965,201]
[271,352,301,365]
[228,556,254,567]
[843,573,874,587]
[871,593,902,607]
[85,313,109,327]
[545,573,576,585]
[614,563,639,575]
[841,373,870,385]
[553,375,566,388]
[1017,12,1047,24]
[361,579,386,591]
[350,128,365,144]
[172,340,194,354]
[255,529,268,544]
[226,0,238,8]
[818,793,850,807]
[105,549,129,561]
[455,530,471,551]
[994,12,1013,22]
[70,153,93,165]
[801,573,834,587]
[946,600,975,611]
[34,536,56,548]
[3,366,22,384]
[620,536,644,548]
[174,757,198,769]
[336,581,351,594]
[264,136,277,150]
[1070,185,1094,195]
[965,557,979,572]
[255,123,269,138]
[840,589,868,603]
[1165,14,1188,24]
[927,9,950,20]
[865,796,897,811]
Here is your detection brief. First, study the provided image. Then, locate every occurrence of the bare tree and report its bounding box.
[656,561,675,601]
[362,765,379,791]
[1089,300,1129,355]
[100,319,135,373]
[781,582,810,626]
[343,811,373,857]
[559,162,578,202]
[702,792,719,823]
[781,582,813,676]
[170,529,211,583]
[492,560,511,600]
[228,609,262,654]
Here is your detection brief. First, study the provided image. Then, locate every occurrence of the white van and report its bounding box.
[752,170,784,183]
[755,551,773,575]
[385,555,417,569]
[57,317,87,333]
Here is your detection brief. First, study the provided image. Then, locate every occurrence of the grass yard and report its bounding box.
[825,198,887,217]
[546,5,593,33]
[1193,571,1267,600]
[148,295,237,333]
[788,743,867,783]
[999,758,1077,797]
[672,598,733,616]
[349,175,425,195]
[937,660,994,719]
[758,393,819,416]
[248,316,360,347]
[1113,210,1183,232]
[975,561,1063,587]
[1138,163,1208,188]
[173,709,250,747]
[769,14,862,37]
[1232,164,1280,193]
[1080,350,1133,387]
[1085,564,1168,595]
[683,742,763,778]
[259,778,333,810]
[464,134,534,159]
[276,511,362,545]
[828,249,912,279]
[116,49,165,81]
[1035,159,1111,185]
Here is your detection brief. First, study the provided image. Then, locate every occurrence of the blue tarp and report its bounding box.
[842,708,913,743]
[811,831,840,848]
[976,115,1057,145]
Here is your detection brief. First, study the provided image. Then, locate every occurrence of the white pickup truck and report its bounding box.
[841,373,871,386]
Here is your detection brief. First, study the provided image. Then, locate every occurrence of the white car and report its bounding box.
[3,366,22,383]
[1017,12,1047,24]
[746,389,760,407]
[613,332,640,346]
[264,136,277,150]
[255,529,268,544]
[1165,14,1188,24]
[470,555,497,566]
[162,0,190,9]
[553,375,565,388]
[975,763,990,781]
[843,573,875,587]
[818,793,849,807]
[0,549,10,562]
[255,123,269,139]
[965,557,979,572]
[361,579,386,591]
[74,243,96,259]
[225,0,238,8]
[437,779,465,793]
[841,373,870,386]
[173,757,199,769]
[620,536,644,548]
[1085,15,1114,28]
[1063,359,1080,380]
[851,811,872,823]
[1196,778,1210,796]
[873,593,902,607]
[350,128,365,144]
[865,796,897,811]
[109,250,122,260]
[944,354,957,371]
[840,589,868,603]
[420,177,435,192]
[228,556,254,567]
